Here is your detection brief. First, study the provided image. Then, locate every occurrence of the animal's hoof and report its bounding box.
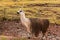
[28,37,31,39]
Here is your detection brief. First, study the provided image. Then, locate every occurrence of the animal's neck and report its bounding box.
[20,12,27,22]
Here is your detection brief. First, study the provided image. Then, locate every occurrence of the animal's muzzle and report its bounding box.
[17,12,19,14]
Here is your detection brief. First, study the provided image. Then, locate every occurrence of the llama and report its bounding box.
[17,9,49,39]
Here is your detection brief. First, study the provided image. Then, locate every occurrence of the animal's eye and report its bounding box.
[20,11,22,12]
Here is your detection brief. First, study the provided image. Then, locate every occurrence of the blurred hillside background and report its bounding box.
[0,0,60,24]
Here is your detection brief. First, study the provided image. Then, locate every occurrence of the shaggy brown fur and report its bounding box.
[29,18,49,37]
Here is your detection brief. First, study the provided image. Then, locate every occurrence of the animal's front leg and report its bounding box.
[26,27,30,33]
[26,26,31,39]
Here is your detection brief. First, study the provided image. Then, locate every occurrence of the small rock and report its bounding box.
[52,38,56,40]
[56,36,60,40]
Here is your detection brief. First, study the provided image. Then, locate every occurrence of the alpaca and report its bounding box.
[17,9,49,39]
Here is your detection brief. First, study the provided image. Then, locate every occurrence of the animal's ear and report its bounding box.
[19,8,22,11]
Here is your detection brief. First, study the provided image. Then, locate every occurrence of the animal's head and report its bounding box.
[17,9,24,14]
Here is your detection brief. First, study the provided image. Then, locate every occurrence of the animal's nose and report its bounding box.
[17,12,19,14]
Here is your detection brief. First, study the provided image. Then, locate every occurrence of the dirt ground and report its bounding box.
[0,20,60,40]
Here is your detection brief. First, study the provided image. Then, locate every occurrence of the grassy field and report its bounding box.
[0,0,60,40]
[0,0,60,24]
[0,35,27,40]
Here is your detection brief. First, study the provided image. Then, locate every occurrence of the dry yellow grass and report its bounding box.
[0,0,60,24]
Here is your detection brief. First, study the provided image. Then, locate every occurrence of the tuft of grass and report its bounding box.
[1,37,7,40]
[0,36,27,40]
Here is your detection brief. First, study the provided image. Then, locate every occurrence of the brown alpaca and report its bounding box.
[17,9,49,39]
